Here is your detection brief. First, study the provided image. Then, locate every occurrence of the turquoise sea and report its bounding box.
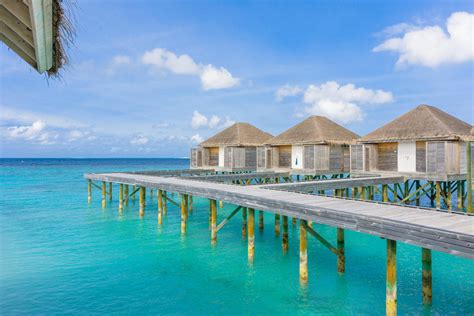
[0,158,473,315]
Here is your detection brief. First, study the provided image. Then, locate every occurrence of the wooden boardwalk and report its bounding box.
[85,172,474,259]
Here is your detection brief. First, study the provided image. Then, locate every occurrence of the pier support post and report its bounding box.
[337,228,345,274]
[88,180,92,203]
[386,239,397,316]
[259,211,264,232]
[132,185,136,202]
[124,185,129,206]
[248,208,255,263]
[242,207,247,239]
[422,248,432,305]
[189,196,193,213]
[382,184,389,203]
[181,194,187,235]
[210,199,217,244]
[139,186,146,217]
[109,182,112,200]
[300,220,308,285]
[282,215,289,252]
[163,191,167,216]
[275,214,280,236]
[102,182,106,208]
[467,141,472,213]
[119,184,123,211]
[292,217,297,225]
[219,200,223,209]
[435,182,441,209]
[158,189,163,225]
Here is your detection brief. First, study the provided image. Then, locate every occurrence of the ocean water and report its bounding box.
[0,158,473,315]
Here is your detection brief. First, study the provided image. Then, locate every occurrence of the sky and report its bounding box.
[1,0,473,158]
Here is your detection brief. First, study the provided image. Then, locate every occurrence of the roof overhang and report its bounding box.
[0,0,54,73]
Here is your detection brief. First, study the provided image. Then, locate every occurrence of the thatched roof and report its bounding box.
[266,116,360,146]
[359,105,473,143]
[0,0,74,77]
[200,123,273,147]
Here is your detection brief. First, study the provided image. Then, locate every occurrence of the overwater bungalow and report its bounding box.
[350,104,473,178]
[190,122,273,171]
[257,116,359,173]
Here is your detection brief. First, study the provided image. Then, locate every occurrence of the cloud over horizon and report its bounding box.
[374,11,474,68]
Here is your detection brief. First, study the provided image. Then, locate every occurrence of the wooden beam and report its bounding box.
[467,142,472,213]
[248,208,255,263]
[163,191,167,216]
[210,199,217,244]
[242,207,247,239]
[305,223,340,256]
[0,5,34,45]
[101,182,106,208]
[258,210,264,232]
[0,21,35,59]
[158,189,163,225]
[139,186,145,217]
[422,248,432,305]
[216,206,242,232]
[87,179,92,203]
[124,184,129,206]
[337,228,345,274]
[119,183,123,211]
[28,0,53,72]
[386,239,397,316]
[282,215,288,252]
[0,0,32,28]
[0,32,36,68]
[108,182,112,200]
[274,214,280,236]
[181,194,187,235]
[300,219,308,285]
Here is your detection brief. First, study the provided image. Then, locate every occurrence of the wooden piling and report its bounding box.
[337,228,345,274]
[189,196,193,213]
[242,207,247,239]
[158,189,163,225]
[219,200,223,209]
[210,199,217,244]
[139,186,145,217]
[119,184,123,211]
[181,194,187,235]
[109,182,112,200]
[132,185,136,202]
[292,217,297,225]
[248,208,255,263]
[422,248,432,305]
[382,184,389,203]
[259,211,264,232]
[163,191,167,216]
[435,181,441,209]
[467,141,473,213]
[124,185,129,206]
[88,180,92,203]
[282,215,289,252]
[101,182,106,208]
[300,220,308,285]
[386,239,397,316]
[275,214,280,236]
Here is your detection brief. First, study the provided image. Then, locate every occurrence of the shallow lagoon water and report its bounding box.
[0,158,473,314]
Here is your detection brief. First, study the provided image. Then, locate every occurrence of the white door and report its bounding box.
[397,142,416,172]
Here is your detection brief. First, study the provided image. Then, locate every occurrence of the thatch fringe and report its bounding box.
[47,0,76,77]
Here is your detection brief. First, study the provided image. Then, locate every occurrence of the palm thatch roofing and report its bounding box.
[359,105,473,143]
[200,123,273,147]
[0,0,74,77]
[266,116,360,146]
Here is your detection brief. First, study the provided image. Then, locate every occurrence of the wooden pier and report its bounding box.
[85,170,473,315]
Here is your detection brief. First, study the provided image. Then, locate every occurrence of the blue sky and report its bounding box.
[1,0,473,158]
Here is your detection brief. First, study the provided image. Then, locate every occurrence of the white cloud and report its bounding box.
[200,65,240,90]
[130,135,149,145]
[141,48,239,90]
[191,111,235,129]
[1,106,87,129]
[112,55,131,65]
[191,111,209,129]
[298,81,393,123]
[374,11,474,68]
[376,22,420,37]
[275,84,303,101]
[191,134,204,143]
[6,120,56,144]
[208,115,221,128]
